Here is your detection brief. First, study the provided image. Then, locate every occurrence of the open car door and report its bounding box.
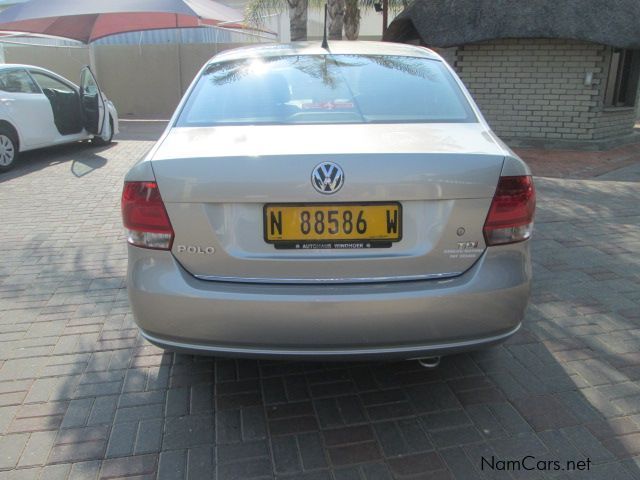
[80,66,105,136]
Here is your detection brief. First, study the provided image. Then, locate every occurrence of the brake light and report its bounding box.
[483,175,535,246]
[121,181,174,250]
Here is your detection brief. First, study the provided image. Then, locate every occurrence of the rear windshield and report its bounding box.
[176,54,476,126]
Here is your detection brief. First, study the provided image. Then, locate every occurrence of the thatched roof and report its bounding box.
[384,0,640,49]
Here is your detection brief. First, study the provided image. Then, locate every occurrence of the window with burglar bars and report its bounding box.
[604,48,640,108]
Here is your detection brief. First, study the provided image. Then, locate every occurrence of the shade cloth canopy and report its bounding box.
[0,0,246,43]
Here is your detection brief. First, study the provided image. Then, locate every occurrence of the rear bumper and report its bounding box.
[128,243,531,360]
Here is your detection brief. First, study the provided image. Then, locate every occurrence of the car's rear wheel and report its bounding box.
[92,116,113,146]
[0,128,18,173]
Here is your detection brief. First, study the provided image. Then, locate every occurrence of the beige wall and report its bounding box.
[4,46,90,84]
[3,43,244,118]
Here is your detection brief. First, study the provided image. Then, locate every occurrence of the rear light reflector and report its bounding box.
[483,175,535,246]
[122,181,174,250]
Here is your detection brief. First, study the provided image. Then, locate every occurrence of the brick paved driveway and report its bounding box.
[1,123,639,480]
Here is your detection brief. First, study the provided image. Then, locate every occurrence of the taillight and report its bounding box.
[121,181,174,250]
[483,175,535,246]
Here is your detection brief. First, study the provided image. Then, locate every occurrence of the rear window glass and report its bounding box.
[176,54,476,126]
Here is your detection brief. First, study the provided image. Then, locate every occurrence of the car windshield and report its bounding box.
[176,54,477,126]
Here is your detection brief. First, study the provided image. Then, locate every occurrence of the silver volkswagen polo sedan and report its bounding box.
[122,42,535,360]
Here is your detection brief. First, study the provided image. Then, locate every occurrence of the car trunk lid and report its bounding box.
[151,123,505,283]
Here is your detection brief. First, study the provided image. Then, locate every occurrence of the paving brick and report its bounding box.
[387,451,445,476]
[262,377,288,405]
[61,398,94,428]
[118,390,165,409]
[87,395,118,426]
[49,441,107,464]
[0,433,29,469]
[106,421,137,458]
[162,415,214,449]
[298,432,327,470]
[242,406,268,440]
[40,463,73,480]
[281,471,332,480]
[135,418,163,454]
[68,460,102,480]
[314,396,366,428]
[186,445,214,480]
[113,404,164,424]
[190,383,214,414]
[465,405,508,440]
[430,425,483,448]
[602,433,640,459]
[271,435,302,474]
[100,454,158,478]
[157,450,186,480]
[421,410,472,432]
[216,409,241,444]
[405,383,459,413]
[17,431,56,467]
[440,446,483,480]
[269,415,319,436]
[373,419,432,457]
[217,457,272,479]
[165,387,189,417]
[328,442,381,467]
[323,425,374,447]
[560,425,615,463]
[218,439,269,464]
[512,395,580,431]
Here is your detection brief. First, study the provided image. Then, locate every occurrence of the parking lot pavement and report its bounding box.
[0,123,639,480]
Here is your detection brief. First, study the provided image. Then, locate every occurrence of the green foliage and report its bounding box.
[244,0,290,28]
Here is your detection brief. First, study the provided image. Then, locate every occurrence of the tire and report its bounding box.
[92,116,114,146]
[0,128,18,173]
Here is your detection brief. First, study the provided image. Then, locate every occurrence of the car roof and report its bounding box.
[208,41,441,65]
[0,64,50,71]
[0,64,79,87]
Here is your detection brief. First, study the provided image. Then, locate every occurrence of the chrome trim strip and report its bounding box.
[140,324,521,358]
[193,271,463,285]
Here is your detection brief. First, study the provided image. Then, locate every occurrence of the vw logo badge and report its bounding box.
[311,162,344,194]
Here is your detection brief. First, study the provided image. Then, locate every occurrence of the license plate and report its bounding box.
[264,202,402,249]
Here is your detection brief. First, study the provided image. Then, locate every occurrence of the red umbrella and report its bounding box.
[0,0,248,44]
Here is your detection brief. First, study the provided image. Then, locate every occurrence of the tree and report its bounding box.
[343,0,360,40]
[245,0,410,42]
[327,0,345,40]
[245,0,309,41]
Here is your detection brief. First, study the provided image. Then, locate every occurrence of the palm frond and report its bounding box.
[244,0,290,28]
[365,55,438,80]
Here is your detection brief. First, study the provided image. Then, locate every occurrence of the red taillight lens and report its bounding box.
[483,175,535,246]
[121,181,174,250]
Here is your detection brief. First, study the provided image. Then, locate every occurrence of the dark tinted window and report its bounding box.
[177,54,476,126]
[0,70,40,94]
[30,72,75,94]
[604,48,640,108]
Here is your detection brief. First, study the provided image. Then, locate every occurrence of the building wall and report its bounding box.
[3,43,245,118]
[3,45,90,83]
[593,108,638,140]
[453,38,637,142]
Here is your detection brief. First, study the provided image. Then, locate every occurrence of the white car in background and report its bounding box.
[0,64,119,172]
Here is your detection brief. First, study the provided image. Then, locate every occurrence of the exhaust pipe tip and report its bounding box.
[417,356,441,369]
